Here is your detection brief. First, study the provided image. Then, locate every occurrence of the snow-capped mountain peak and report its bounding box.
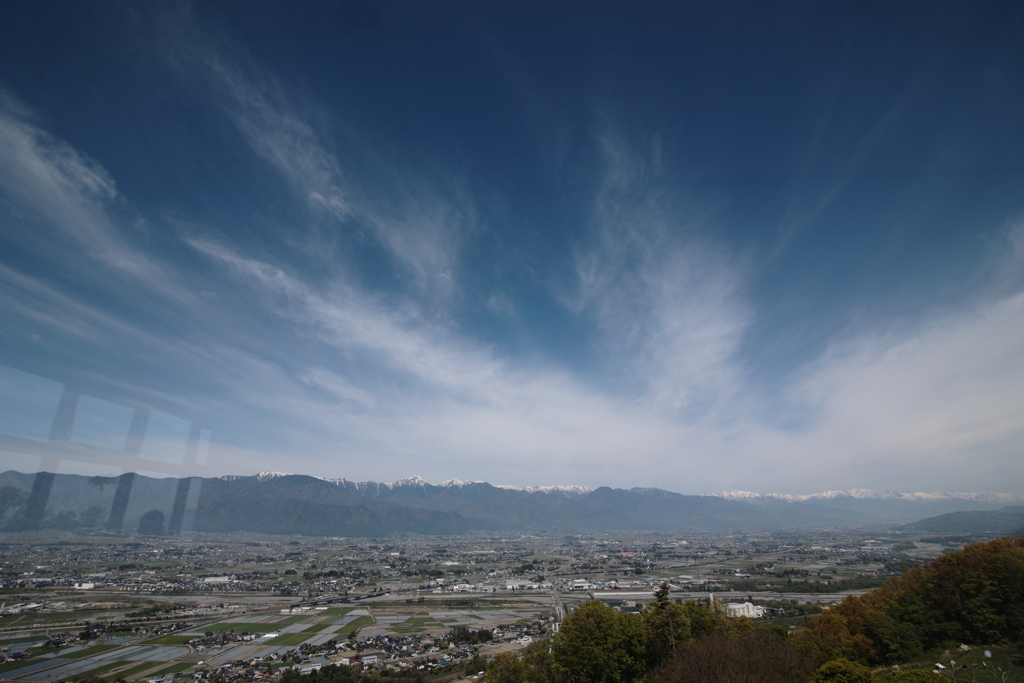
[497,484,591,498]
[254,471,293,482]
[218,471,294,482]
[439,478,483,488]
[392,475,430,487]
[709,490,766,500]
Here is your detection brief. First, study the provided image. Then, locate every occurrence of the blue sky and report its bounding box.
[1,1,1023,493]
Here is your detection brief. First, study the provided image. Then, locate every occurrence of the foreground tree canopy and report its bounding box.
[799,537,1024,665]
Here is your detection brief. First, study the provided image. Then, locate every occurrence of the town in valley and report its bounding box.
[0,525,975,683]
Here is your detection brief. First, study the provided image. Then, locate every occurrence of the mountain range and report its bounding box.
[898,506,1024,535]
[2,470,1023,537]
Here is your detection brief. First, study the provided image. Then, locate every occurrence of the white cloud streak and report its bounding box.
[792,291,1024,456]
[571,124,751,414]
[190,46,471,298]
[186,236,502,396]
[0,96,128,273]
[0,93,194,307]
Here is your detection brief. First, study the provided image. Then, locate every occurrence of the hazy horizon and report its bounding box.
[5,467,1024,500]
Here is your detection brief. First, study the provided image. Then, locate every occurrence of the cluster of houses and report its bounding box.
[330,636,476,672]
[189,630,269,653]
[569,577,679,592]
[491,621,545,643]
[40,631,78,649]
[432,579,553,593]
[0,649,33,663]
[169,618,550,683]
[180,632,483,682]
[431,576,670,594]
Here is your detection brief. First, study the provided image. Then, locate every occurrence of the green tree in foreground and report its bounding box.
[552,600,646,683]
[486,597,741,683]
[641,583,691,669]
[487,652,530,683]
[814,658,873,683]
[679,597,731,639]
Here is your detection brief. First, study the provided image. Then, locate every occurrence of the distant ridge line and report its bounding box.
[229,472,1023,501]
[3,469,1023,533]
[709,489,1024,504]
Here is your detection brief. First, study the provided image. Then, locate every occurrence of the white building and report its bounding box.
[725,602,766,619]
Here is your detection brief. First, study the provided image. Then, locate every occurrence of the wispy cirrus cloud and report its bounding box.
[185,236,502,396]
[570,123,752,414]
[0,94,117,261]
[0,93,189,303]
[180,42,472,300]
